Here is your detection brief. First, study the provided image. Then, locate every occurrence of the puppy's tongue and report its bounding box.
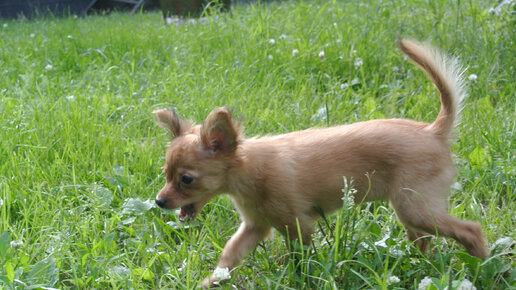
[178,204,195,222]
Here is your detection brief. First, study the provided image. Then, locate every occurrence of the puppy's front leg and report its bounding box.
[202,222,270,288]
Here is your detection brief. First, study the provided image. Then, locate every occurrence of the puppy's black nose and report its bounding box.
[155,198,167,208]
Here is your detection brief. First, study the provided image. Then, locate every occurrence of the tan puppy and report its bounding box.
[153,39,488,287]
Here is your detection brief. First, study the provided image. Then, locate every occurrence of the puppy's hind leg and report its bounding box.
[406,228,431,254]
[390,189,488,258]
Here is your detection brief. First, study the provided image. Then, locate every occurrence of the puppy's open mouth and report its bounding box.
[178,203,196,222]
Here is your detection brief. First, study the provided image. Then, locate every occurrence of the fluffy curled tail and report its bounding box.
[398,39,466,141]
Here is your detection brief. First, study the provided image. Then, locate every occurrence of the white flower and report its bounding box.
[318,50,325,58]
[311,106,327,122]
[30,33,35,38]
[457,279,476,290]
[3,23,7,28]
[67,35,73,39]
[66,95,75,100]
[212,267,231,281]
[292,49,299,56]
[341,176,356,210]
[279,34,287,40]
[45,64,53,71]
[165,17,174,25]
[0,197,3,207]
[468,74,478,81]
[418,276,433,290]
[387,275,400,285]
[268,38,275,45]
[268,55,273,60]
[350,77,360,86]
[10,240,23,248]
[354,57,363,68]
[340,83,349,90]
[488,0,516,15]
[374,236,388,247]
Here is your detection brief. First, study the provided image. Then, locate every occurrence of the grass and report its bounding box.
[0,0,514,288]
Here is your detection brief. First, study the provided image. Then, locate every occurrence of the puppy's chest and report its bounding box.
[230,194,266,224]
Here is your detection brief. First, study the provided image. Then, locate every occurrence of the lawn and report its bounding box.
[0,0,514,289]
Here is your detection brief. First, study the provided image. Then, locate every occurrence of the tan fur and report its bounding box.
[153,39,488,288]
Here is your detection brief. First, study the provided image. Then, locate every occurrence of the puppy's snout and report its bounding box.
[155,197,167,208]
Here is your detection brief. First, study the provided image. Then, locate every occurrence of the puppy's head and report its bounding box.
[153,107,241,222]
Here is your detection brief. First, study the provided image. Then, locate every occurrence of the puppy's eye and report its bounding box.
[181,174,194,185]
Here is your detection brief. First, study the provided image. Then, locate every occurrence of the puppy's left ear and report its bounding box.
[201,107,239,153]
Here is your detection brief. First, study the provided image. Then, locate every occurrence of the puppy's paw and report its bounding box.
[201,276,214,289]
[201,275,221,289]
[201,267,231,288]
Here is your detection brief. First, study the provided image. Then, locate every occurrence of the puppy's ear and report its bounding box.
[200,107,239,153]
[152,108,189,137]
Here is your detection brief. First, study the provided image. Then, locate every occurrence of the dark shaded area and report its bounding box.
[0,0,279,19]
[159,0,230,18]
[0,0,160,19]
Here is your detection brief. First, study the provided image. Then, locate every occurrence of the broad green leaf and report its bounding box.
[0,231,10,258]
[121,198,155,215]
[468,147,491,170]
[489,236,514,255]
[5,261,14,283]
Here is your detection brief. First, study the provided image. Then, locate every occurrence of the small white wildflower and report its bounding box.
[375,236,388,247]
[318,50,325,58]
[350,77,360,86]
[45,64,53,71]
[352,49,357,55]
[487,7,497,15]
[67,35,73,39]
[488,0,515,15]
[292,49,299,56]
[418,276,433,290]
[457,279,476,290]
[0,197,3,207]
[268,55,273,60]
[341,176,356,210]
[66,95,75,100]
[387,275,400,285]
[30,33,35,38]
[165,17,174,25]
[268,38,276,45]
[10,240,23,248]
[279,34,287,40]
[3,23,7,28]
[393,66,399,72]
[354,57,363,68]
[468,73,478,82]
[340,83,349,90]
[212,267,231,281]
[311,106,327,122]
[389,248,405,258]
